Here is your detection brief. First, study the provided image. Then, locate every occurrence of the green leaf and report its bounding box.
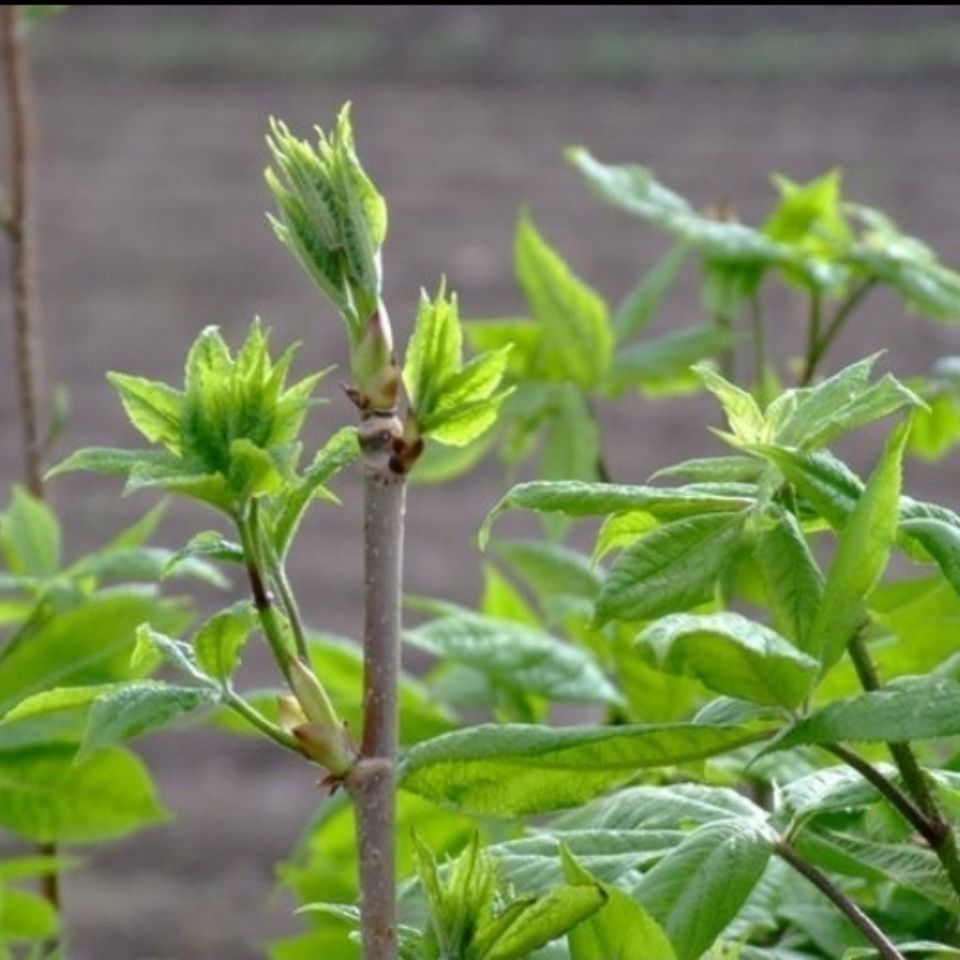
[79,681,217,760]
[810,420,910,670]
[0,888,58,942]
[755,510,823,650]
[563,849,677,960]
[106,371,183,452]
[552,783,766,833]
[405,614,622,706]
[605,325,734,397]
[844,203,960,320]
[637,612,818,708]
[465,318,542,377]
[612,242,688,343]
[270,427,359,557]
[694,364,766,443]
[633,819,774,960]
[193,602,256,682]
[569,149,802,272]
[592,511,659,564]
[515,214,612,389]
[45,446,166,482]
[0,589,189,714]
[749,446,861,529]
[770,677,960,750]
[763,169,852,263]
[482,481,751,548]
[162,530,244,581]
[0,746,167,843]
[401,721,773,818]
[67,545,227,588]
[898,517,960,599]
[595,512,746,625]
[493,539,601,609]
[482,884,607,960]
[480,565,539,626]
[909,389,960,461]
[403,284,463,416]
[798,826,956,912]
[652,455,763,485]
[0,487,61,578]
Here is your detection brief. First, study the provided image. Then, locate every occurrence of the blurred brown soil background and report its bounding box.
[2,5,960,957]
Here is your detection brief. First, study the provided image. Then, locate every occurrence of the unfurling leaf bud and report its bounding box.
[284,658,355,776]
[351,308,401,413]
[265,105,387,342]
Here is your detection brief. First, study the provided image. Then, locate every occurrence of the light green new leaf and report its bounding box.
[193,603,257,682]
[480,565,539,626]
[633,819,775,960]
[105,372,183,453]
[593,511,659,564]
[405,614,622,706]
[401,721,773,818]
[515,214,612,389]
[637,612,818,708]
[403,284,463,416]
[595,512,746,625]
[0,887,58,942]
[755,510,823,650]
[271,426,359,557]
[483,884,607,960]
[750,445,862,530]
[612,242,688,343]
[810,420,910,670]
[694,364,766,443]
[563,849,677,960]
[844,203,960,321]
[80,681,217,760]
[482,481,751,548]
[569,149,798,270]
[0,589,190,714]
[0,487,61,578]
[770,677,960,750]
[605,325,734,397]
[899,517,960,599]
[0,746,167,843]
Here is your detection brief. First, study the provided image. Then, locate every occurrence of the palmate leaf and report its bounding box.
[401,721,775,818]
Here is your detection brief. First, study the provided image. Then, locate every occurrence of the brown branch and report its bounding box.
[2,4,44,497]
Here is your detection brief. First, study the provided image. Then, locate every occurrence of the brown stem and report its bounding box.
[776,842,905,960]
[799,279,875,386]
[2,7,58,942]
[848,631,960,898]
[349,412,406,960]
[822,743,935,844]
[2,4,44,497]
